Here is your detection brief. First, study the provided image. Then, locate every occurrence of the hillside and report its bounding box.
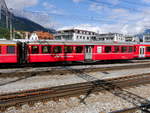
[13,16,56,33]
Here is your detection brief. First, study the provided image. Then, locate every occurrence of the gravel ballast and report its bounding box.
[1,67,150,94]
[4,84,150,113]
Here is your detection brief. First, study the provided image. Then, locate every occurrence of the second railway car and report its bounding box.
[25,41,135,63]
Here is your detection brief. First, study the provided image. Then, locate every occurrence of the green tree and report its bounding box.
[14,32,22,39]
[0,27,10,40]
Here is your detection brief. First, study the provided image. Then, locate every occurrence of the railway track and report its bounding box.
[1,61,150,78]
[110,104,150,113]
[1,73,150,112]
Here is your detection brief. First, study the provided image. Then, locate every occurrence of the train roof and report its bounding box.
[0,40,18,44]
[1,39,138,45]
[25,40,136,45]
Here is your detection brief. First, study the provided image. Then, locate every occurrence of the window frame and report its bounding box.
[31,46,39,54]
[7,46,16,54]
[0,46,1,54]
[75,46,83,53]
[105,46,112,53]
[121,46,127,53]
[113,46,120,53]
[146,47,150,52]
[42,46,51,54]
[53,46,62,53]
[129,46,133,53]
[64,46,73,53]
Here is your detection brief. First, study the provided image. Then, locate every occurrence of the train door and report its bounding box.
[139,46,145,58]
[17,42,28,64]
[85,46,93,60]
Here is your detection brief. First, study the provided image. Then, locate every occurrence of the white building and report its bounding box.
[55,29,97,41]
[96,33,125,42]
[125,35,139,42]
[143,34,150,42]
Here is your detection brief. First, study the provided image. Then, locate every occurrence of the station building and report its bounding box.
[96,33,125,42]
[125,35,139,42]
[143,34,150,43]
[55,29,97,41]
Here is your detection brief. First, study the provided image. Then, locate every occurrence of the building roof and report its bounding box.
[58,28,97,33]
[34,31,54,40]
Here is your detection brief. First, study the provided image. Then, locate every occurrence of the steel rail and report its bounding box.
[1,62,150,78]
[110,103,150,113]
[1,73,150,111]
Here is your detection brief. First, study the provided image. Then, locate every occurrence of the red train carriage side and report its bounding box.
[26,41,85,63]
[25,41,135,63]
[92,44,135,61]
[134,43,150,59]
[0,40,18,63]
[0,40,141,64]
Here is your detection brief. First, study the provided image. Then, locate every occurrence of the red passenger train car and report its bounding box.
[134,43,150,58]
[1,40,149,64]
[26,41,135,63]
[0,40,19,63]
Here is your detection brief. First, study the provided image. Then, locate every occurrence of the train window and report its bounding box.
[97,46,102,53]
[134,47,136,52]
[76,46,83,53]
[53,46,62,53]
[64,46,73,53]
[114,46,120,53]
[121,46,127,53]
[105,46,112,53]
[129,47,133,52]
[146,47,150,52]
[32,46,39,54]
[42,46,51,54]
[7,46,15,54]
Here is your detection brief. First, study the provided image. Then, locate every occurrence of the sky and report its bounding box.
[4,0,150,34]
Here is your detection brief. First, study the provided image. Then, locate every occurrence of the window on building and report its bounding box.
[146,47,150,52]
[53,46,62,53]
[42,46,51,54]
[121,46,127,53]
[77,36,79,39]
[87,37,89,40]
[55,36,61,40]
[76,46,83,53]
[83,36,85,40]
[31,46,39,54]
[64,46,73,53]
[129,47,133,52]
[105,46,112,53]
[80,36,82,39]
[114,46,120,53]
